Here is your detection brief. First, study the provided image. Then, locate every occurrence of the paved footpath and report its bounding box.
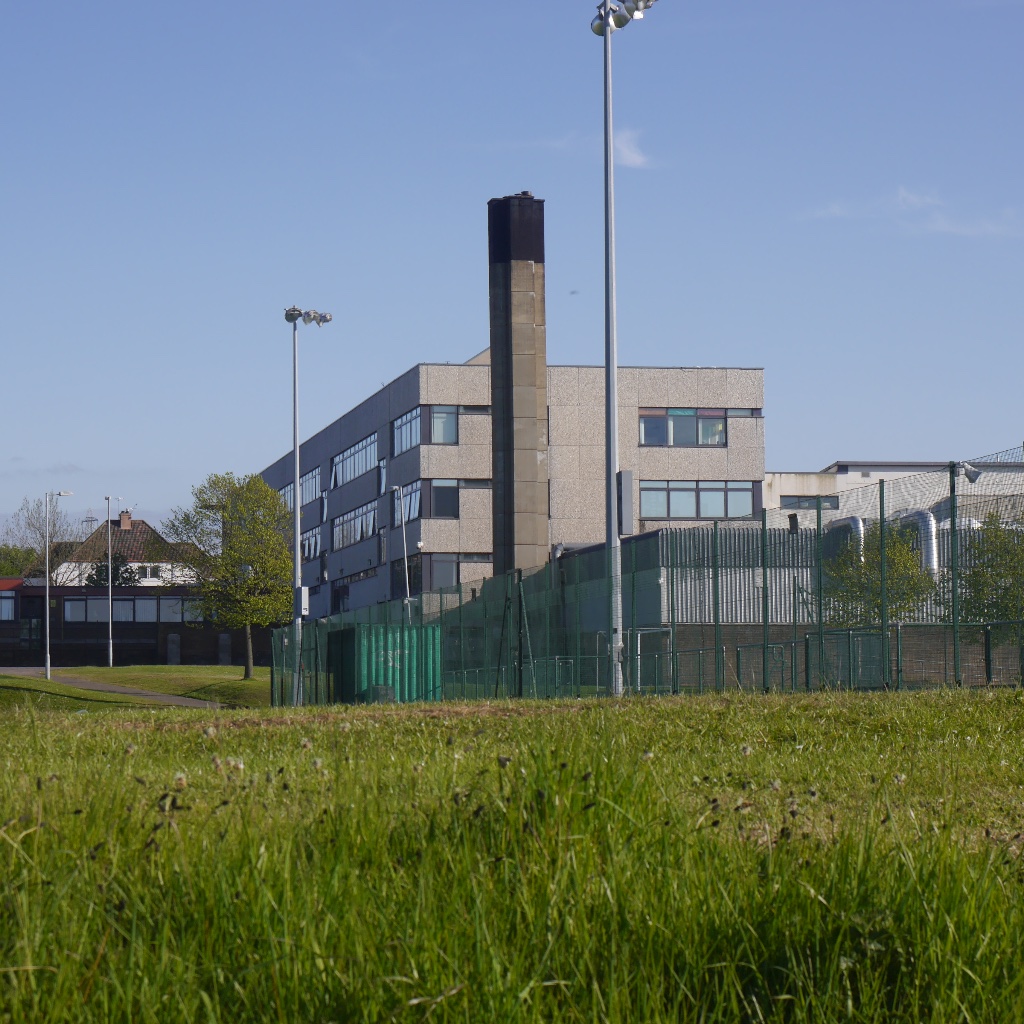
[0,667,220,709]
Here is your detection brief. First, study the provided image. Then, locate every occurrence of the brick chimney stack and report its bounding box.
[119,510,132,531]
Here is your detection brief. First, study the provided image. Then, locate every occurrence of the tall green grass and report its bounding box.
[3,691,1024,1022]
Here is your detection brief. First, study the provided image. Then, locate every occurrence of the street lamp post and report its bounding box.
[284,306,332,707]
[104,495,122,668]
[948,460,982,688]
[391,485,412,624]
[44,490,72,680]
[591,0,659,696]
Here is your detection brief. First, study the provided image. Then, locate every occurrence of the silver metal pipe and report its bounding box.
[106,495,113,667]
[602,0,623,697]
[292,318,302,706]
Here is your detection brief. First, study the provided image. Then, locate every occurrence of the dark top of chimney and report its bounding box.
[488,193,544,265]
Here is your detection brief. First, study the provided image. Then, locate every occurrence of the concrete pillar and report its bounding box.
[488,192,549,577]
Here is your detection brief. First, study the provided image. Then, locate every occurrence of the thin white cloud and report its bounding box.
[808,187,1020,238]
[0,459,83,481]
[615,128,651,169]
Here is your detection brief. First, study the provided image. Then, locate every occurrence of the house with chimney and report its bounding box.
[57,510,195,586]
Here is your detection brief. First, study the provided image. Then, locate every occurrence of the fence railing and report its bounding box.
[272,445,1024,705]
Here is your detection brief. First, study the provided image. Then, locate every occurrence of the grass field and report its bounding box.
[3,690,1024,1021]
[51,665,272,707]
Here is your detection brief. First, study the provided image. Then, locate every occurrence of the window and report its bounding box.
[279,482,294,512]
[638,408,743,447]
[0,592,14,621]
[393,481,421,526]
[301,527,322,562]
[64,598,85,622]
[459,405,490,415]
[136,598,158,622]
[332,501,378,550]
[378,459,387,496]
[330,434,378,489]
[183,600,202,623]
[161,598,182,622]
[639,480,756,520]
[781,495,839,511]
[431,553,459,590]
[113,599,134,622]
[429,406,458,445]
[431,480,459,519]
[391,552,422,599]
[392,408,421,456]
[299,467,321,507]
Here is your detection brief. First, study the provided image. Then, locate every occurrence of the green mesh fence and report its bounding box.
[272,444,1024,705]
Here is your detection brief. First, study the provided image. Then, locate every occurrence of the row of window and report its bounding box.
[638,408,760,449]
[285,404,756,509]
[331,433,378,489]
[639,480,756,520]
[780,494,839,511]
[64,597,202,623]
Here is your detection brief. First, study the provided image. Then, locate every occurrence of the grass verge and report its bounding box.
[52,664,271,707]
[0,674,159,711]
[2,689,1024,1021]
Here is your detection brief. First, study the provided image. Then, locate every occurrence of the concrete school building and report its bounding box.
[260,193,765,619]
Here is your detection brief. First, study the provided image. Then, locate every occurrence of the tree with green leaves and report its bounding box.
[163,473,291,679]
[85,553,140,587]
[0,544,35,578]
[960,513,1024,627]
[824,520,936,627]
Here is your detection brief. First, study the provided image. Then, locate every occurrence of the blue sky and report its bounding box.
[2,0,1021,530]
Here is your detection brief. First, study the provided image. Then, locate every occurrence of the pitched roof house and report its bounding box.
[58,511,195,586]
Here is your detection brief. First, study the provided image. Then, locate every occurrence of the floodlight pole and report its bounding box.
[591,0,659,696]
[949,461,961,687]
[284,306,332,707]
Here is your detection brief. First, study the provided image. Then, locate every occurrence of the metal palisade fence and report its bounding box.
[272,444,1024,705]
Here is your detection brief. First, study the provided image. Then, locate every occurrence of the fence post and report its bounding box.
[847,629,854,689]
[949,462,963,687]
[669,530,677,693]
[804,633,811,692]
[816,496,825,688]
[879,478,891,688]
[761,507,770,693]
[984,624,992,686]
[896,621,904,691]
[791,575,798,692]
[713,521,723,691]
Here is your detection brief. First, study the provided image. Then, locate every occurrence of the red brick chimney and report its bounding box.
[119,510,132,531]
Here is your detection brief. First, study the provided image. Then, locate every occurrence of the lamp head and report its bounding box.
[962,463,982,485]
[611,4,631,28]
[57,491,72,497]
[284,306,303,324]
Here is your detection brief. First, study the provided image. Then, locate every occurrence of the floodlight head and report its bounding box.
[302,310,317,325]
[611,5,631,28]
[623,0,642,18]
[962,463,982,485]
[284,306,303,323]
[591,15,606,35]
[58,491,72,497]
